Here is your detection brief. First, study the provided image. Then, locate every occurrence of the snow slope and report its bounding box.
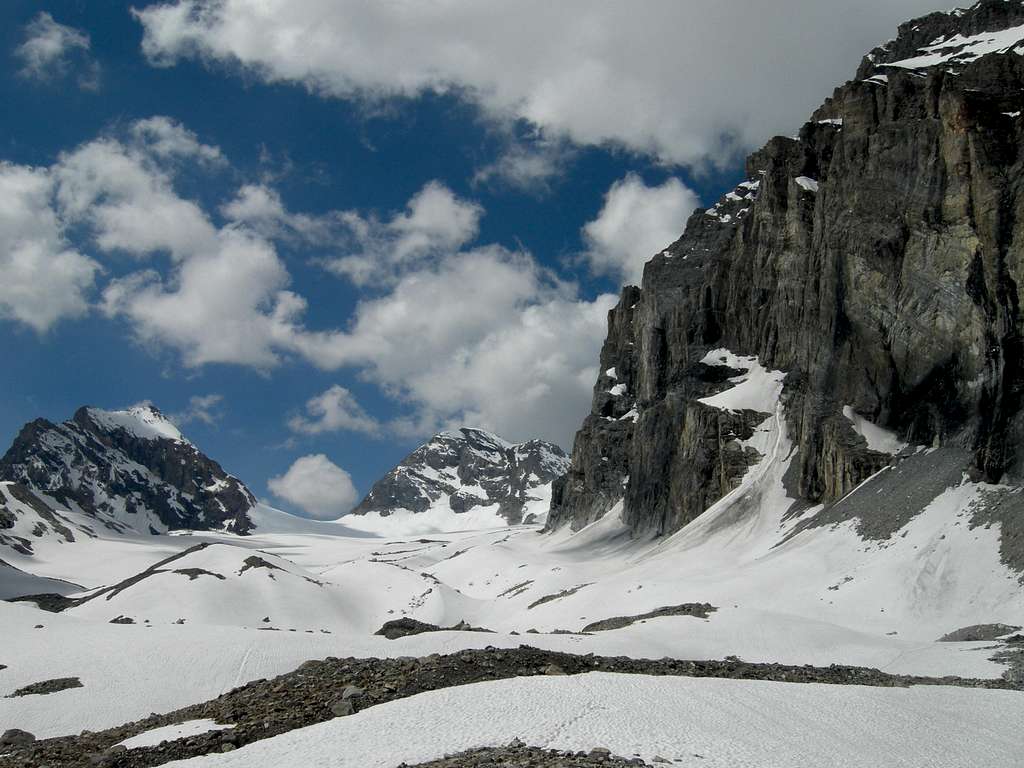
[87,405,188,444]
[66,542,364,633]
[2,353,1023,742]
[163,673,1024,768]
[884,21,1024,70]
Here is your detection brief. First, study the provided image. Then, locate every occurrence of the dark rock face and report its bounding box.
[580,603,718,633]
[374,617,493,639]
[0,405,256,536]
[939,623,1022,642]
[351,428,569,524]
[5,676,83,697]
[549,1,1024,537]
[400,744,659,767]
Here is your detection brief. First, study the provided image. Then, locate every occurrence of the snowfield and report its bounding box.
[1,351,1022,753]
[161,673,1024,768]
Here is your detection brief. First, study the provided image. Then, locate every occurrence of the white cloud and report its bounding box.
[221,183,346,244]
[133,0,940,167]
[323,181,482,285]
[473,135,575,194]
[288,385,380,436]
[110,171,613,446]
[171,394,224,426]
[294,247,615,447]
[268,453,359,519]
[100,228,300,369]
[53,122,220,261]
[129,117,223,164]
[8,117,613,447]
[582,174,699,284]
[0,162,99,332]
[15,12,100,90]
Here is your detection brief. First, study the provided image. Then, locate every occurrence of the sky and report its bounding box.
[0,0,942,518]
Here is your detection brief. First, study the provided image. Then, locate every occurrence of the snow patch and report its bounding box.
[118,719,233,749]
[87,405,188,444]
[885,22,1024,70]
[842,406,908,455]
[795,176,820,193]
[697,350,786,414]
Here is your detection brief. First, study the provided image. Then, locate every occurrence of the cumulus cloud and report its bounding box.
[15,12,100,90]
[296,247,615,446]
[220,184,344,244]
[268,454,359,519]
[132,0,939,167]
[170,394,224,426]
[53,136,218,262]
[582,174,700,284]
[129,116,223,164]
[116,174,611,445]
[473,135,575,194]
[7,116,612,447]
[100,228,298,368]
[322,181,483,285]
[288,385,380,436]
[0,162,100,332]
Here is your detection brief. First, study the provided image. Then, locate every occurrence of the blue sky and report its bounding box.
[0,0,939,517]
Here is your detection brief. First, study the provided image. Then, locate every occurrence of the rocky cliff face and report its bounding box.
[549,0,1024,537]
[0,405,256,536]
[351,428,569,524]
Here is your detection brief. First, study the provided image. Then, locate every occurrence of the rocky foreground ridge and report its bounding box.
[0,405,256,538]
[351,427,569,524]
[548,0,1024,539]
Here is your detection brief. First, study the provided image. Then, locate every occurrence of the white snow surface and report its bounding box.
[340,499,510,535]
[697,349,786,413]
[842,405,909,454]
[118,720,234,750]
[795,176,820,192]
[163,673,1024,768]
[3,351,1023,742]
[86,405,187,443]
[885,21,1024,69]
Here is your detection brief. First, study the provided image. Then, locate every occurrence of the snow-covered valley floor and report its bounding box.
[3,353,1023,764]
[159,672,1024,768]
[2,499,1022,745]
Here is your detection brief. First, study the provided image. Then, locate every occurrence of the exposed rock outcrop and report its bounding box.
[549,1,1024,537]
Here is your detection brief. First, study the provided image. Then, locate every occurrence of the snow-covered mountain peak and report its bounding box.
[81,404,188,445]
[0,404,258,547]
[347,427,569,531]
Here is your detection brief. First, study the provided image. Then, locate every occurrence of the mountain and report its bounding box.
[349,427,569,526]
[548,0,1024,577]
[0,404,257,538]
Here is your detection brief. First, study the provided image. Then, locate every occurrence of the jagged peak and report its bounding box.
[432,426,566,456]
[434,426,515,450]
[76,403,190,445]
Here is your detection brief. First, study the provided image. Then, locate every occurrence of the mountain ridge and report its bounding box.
[350,426,569,525]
